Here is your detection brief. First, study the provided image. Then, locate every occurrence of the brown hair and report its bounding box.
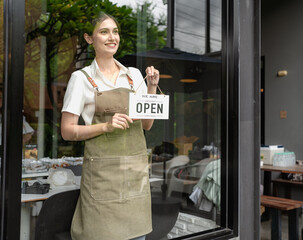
[87,12,120,36]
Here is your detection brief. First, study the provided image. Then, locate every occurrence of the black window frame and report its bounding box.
[0,0,25,239]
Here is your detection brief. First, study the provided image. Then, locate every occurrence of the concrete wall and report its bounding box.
[262,0,303,159]
[239,0,261,239]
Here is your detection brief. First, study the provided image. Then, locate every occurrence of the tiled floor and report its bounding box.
[261,212,302,240]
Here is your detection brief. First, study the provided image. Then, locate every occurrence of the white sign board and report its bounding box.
[129,93,169,119]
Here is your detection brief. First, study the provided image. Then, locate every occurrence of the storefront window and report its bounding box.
[20,0,223,239]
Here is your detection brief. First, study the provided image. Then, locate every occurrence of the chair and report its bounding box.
[167,158,221,222]
[35,189,80,240]
[150,155,190,196]
[151,155,190,178]
[167,158,214,196]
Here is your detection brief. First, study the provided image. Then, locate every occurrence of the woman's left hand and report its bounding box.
[146,66,159,87]
[142,66,160,131]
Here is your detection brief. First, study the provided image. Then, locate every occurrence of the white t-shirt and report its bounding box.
[62,59,147,125]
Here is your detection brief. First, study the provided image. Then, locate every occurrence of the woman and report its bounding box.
[61,12,159,240]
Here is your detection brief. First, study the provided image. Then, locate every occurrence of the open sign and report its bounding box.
[129,93,169,119]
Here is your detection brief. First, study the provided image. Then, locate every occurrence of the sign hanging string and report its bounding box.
[135,75,164,95]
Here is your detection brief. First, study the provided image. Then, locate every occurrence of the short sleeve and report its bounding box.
[62,72,85,116]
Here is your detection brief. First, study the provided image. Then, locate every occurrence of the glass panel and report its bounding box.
[175,0,206,54]
[21,0,222,239]
[210,0,222,52]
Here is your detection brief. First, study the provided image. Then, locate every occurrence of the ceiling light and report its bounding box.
[180,79,198,83]
[160,74,173,79]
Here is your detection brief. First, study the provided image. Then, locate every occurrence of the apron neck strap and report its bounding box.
[81,69,134,91]
[127,75,134,90]
[80,70,100,92]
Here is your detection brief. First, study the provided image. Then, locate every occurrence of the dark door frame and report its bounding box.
[0,0,25,239]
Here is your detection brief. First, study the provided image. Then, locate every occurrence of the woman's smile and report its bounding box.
[89,18,120,56]
[105,42,117,48]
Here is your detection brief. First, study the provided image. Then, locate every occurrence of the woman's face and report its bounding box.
[88,18,120,57]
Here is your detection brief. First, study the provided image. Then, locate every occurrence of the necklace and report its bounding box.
[109,66,119,85]
[103,64,119,85]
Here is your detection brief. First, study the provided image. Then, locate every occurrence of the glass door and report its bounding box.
[0,0,238,239]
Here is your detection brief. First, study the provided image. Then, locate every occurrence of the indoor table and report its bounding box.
[261,164,303,196]
[20,178,80,240]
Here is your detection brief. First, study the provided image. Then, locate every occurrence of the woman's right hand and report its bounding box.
[107,113,133,132]
[61,112,133,141]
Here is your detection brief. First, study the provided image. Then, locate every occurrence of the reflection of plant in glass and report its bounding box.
[26,0,137,106]
[24,0,167,157]
[26,0,166,107]
[135,1,167,52]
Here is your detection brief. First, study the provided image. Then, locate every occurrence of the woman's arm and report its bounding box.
[61,112,133,141]
[141,66,160,131]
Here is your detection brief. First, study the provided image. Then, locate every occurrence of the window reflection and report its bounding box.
[175,0,207,54]
[21,0,222,239]
[210,0,222,52]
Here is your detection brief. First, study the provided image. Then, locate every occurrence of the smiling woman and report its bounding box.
[60,12,159,240]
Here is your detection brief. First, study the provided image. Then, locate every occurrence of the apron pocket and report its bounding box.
[125,155,150,198]
[89,157,124,201]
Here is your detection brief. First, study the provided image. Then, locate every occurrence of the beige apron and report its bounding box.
[71,70,152,240]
